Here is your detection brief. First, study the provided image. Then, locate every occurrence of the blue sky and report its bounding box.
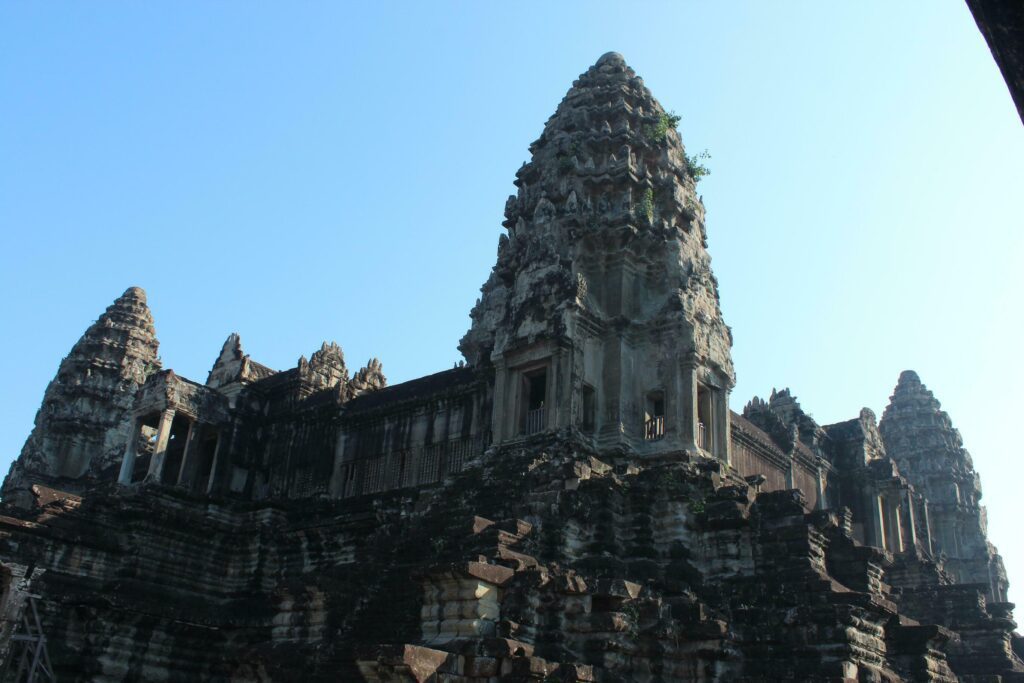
[2,3,1022,597]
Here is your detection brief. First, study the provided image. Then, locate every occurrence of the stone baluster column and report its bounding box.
[870,492,887,550]
[117,417,142,485]
[207,425,235,495]
[921,498,934,555]
[888,496,904,553]
[175,420,201,489]
[815,462,826,511]
[146,408,176,482]
[899,488,918,552]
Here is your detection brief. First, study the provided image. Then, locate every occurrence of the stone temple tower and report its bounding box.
[1,287,160,506]
[879,370,1008,601]
[461,52,734,460]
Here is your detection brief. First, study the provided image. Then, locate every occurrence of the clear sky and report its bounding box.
[2,3,1022,598]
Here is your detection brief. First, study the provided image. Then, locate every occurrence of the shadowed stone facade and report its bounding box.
[0,54,1020,682]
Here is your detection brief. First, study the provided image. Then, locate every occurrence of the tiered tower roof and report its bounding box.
[461,52,732,379]
[2,287,160,502]
[879,370,979,490]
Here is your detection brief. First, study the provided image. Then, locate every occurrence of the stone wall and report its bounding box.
[3,440,1019,681]
[331,368,487,498]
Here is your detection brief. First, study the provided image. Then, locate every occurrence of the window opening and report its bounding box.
[161,415,191,485]
[581,384,596,433]
[645,392,665,440]
[194,431,218,492]
[697,384,713,451]
[522,369,547,435]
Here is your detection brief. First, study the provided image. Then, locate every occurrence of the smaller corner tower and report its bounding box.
[879,370,1008,602]
[2,287,160,506]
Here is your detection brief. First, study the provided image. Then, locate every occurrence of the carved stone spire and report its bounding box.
[349,358,386,397]
[2,287,160,506]
[880,371,979,502]
[207,332,244,389]
[879,370,1008,600]
[460,53,733,455]
[460,52,732,379]
[206,332,278,394]
[304,341,348,390]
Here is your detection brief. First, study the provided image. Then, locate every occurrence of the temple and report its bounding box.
[0,53,1020,681]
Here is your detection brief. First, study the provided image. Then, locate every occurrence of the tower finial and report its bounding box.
[897,369,921,385]
[596,51,626,67]
[119,286,147,304]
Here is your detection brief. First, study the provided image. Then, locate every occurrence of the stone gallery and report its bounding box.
[0,53,1020,681]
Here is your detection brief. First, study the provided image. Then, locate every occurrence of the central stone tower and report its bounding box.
[461,52,734,459]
